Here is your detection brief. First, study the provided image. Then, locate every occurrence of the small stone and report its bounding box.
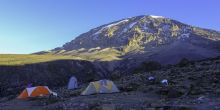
[150,103,160,107]
[101,104,116,110]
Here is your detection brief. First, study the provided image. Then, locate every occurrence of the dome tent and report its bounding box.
[17,86,57,99]
[68,76,78,90]
[81,79,119,95]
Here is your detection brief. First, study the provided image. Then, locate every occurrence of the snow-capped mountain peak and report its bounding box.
[48,15,220,64]
[94,19,129,35]
[149,15,165,18]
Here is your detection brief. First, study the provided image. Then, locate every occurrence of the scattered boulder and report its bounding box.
[161,79,169,86]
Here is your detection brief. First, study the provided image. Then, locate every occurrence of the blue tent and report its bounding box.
[68,76,78,90]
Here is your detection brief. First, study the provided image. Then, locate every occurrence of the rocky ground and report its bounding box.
[0,57,220,110]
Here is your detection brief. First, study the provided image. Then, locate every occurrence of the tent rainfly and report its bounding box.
[17,86,57,99]
[81,79,120,95]
[68,76,78,90]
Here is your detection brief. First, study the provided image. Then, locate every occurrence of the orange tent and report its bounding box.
[17,86,54,99]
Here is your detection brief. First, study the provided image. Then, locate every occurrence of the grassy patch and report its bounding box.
[0,54,81,66]
[75,48,122,61]
[0,50,122,66]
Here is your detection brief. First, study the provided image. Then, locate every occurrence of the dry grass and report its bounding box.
[0,50,122,66]
[0,54,82,66]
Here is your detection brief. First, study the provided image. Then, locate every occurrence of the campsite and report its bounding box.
[1,0,220,110]
[0,57,220,110]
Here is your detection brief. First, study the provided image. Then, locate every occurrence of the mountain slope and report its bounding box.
[39,15,220,70]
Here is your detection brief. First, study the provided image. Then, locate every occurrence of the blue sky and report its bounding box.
[0,0,219,54]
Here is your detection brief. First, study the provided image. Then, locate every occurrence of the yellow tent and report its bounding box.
[81,80,120,95]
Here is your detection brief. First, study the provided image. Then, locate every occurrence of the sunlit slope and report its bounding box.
[0,49,121,65]
[0,54,81,66]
